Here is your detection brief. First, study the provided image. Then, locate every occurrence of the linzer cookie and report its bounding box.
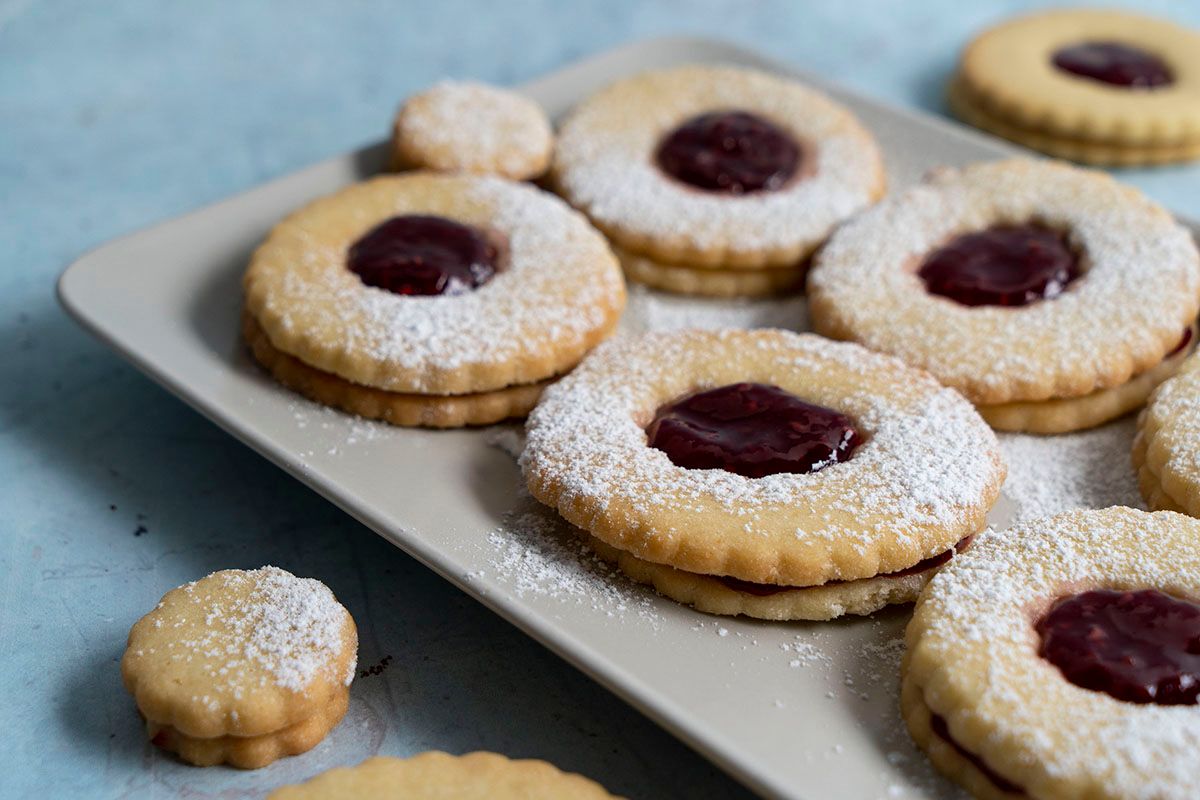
[808,159,1200,434]
[951,9,1200,165]
[390,80,554,180]
[522,329,1005,621]
[903,507,1200,799]
[551,65,884,296]
[243,172,625,427]
[267,752,624,799]
[121,566,357,768]
[1134,352,1200,515]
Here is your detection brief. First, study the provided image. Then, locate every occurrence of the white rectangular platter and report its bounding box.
[58,37,1194,800]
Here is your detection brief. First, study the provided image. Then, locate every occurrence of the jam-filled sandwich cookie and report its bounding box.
[522,329,1005,621]
[390,80,554,180]
[951,9,1200,166]
[903,507,1200,800]
[121,566,357,768]
[809,159,1200,434]
[1134,352,1200,516]
[267,752,623,799]
[551,65,885,297]
[243,172,625,427]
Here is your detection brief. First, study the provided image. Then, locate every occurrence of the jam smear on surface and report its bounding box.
[655,111,801,194]
[1036,588,1200,705]
[929,713,1026,796]
[918,223,1080,307]
[347,214,498,296]
[1052,42,1173,88]
[646,382,861,479]
[716,537,972,596]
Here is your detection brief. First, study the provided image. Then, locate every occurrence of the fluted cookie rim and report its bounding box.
[808,158,1200,405]
[551,64,885,269]
[521,328,1005,586]
[244,172,626,395]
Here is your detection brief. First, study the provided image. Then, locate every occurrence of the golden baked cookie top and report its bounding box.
[244,172,625,395]
[121,566,357,739]
[906,507,1200,799]
[808,158,1200,406]
[523,328,1004,587]
[552,64,885,268]
[958,9,1200,146]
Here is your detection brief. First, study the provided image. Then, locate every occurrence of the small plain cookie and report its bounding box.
[956,9,1200,151]
[1134,351,1200,516]
[122,566,357,766]
[244,173,625,398]
[552,64,885,269]
[903,507,1200,799]
[808,159,1200,421]
[267,752,624,799]
[522,329,1004,589]
[949,78,1200,167]
[391,80,554,180]
[616,246,804,298]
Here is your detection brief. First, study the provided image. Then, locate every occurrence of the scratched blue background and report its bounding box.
[3,1,1199,798]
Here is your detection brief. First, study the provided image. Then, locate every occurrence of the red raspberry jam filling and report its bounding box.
[918,223,1080,307]
[646,383,861,479]
[1036,588,1200,705]
[347,214,498,296]
[716,537,972,596]
[655,111,801,194]
[929,713,1026,796]
[1168,327,1194,358]
[1052,42,1174,88]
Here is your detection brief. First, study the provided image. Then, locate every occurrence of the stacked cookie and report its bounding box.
[121,567,358,768]
[522,329,1005,621]
[243,172,625,427]
[950,9,1200,166]
[552,65,885,297]
[1134,352,1200,515]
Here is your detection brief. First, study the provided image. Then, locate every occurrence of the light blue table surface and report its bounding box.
[3,2,1199,798]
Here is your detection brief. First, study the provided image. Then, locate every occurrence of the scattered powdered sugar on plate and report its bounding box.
[477,490,661,627]
[996,418,1144,525]
[621,286,809,334]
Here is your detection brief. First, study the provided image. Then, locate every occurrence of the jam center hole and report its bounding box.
[918,223,1081,307]
[1036,588,1200,705]
[347,214,499,297]
[1052,41,1174,88]
[655,111,802,195]
[646,382,861,479]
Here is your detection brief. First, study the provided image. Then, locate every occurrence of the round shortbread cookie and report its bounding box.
[122,566,357,739]
[243,312,547,428]
[957,9,1200,148]
[244,172,625,395]
[586,533,965,621]
[1134,351,1200,516]
[266,752,623,799]
[146,687,349,769]
[552,64,885,269]
[616,245,804,298]
[522,329,1005,587]
[808,158,1200,406]
[949,78,1200,166]
[390,80,554,180]
[903,507,1200,800]
[979,328,1195,433]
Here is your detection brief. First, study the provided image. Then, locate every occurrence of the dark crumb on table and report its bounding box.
[133,525,148,537]
[359,655,393,678]
[109,504,117,511]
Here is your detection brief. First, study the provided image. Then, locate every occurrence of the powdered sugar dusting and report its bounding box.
[809,159,1200,403]
[912,508,1200,798]
[169,566,353,693]
[397,80,552,176]
[554,64,882,262]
